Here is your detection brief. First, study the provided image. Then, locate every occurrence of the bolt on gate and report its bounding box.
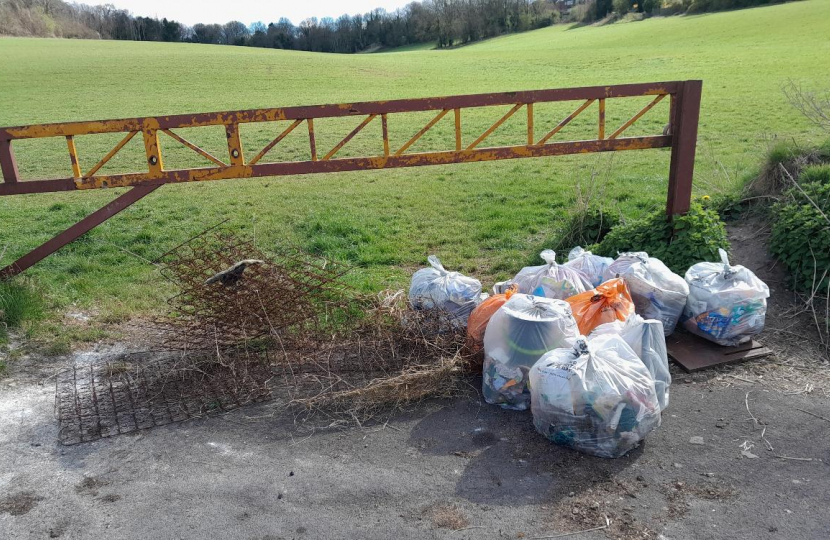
[0,80,702,278]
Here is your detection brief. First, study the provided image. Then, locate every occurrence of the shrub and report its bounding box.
[769,165,830,292]
[589,201,729,275]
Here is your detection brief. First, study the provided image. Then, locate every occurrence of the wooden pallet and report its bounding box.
[666,330,772,372]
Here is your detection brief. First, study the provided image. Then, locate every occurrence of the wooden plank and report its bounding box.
[666,330,772,372]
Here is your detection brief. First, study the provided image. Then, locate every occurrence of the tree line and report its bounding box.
[0,0,796,52]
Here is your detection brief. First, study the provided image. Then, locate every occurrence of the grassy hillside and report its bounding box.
[0,0,828,320]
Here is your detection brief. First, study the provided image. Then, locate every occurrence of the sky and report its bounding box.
[86,0,415,26]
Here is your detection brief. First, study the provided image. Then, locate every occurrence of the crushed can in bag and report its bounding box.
[409,255,482,326]
[529,335,661,458]
[603,252,689,336]
[510,250,593,300]
[482,294,579,410]
[683,248,770,346]
[589,314,671,410]
[566,278,635,335]
[565,246,614,287]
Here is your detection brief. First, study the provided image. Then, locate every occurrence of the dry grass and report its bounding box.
[423,503,470,530]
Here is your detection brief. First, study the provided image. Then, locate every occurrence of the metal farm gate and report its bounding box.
[0,80,702,278]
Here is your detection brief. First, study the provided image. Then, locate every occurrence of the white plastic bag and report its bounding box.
[683,249,770,346]
[590,314,671,410]
[409,255,482,326]
[529,335,661,458]
[482,294,579,410]
[603,252,689,335]
[565,247,614,287]
[510,250,593,300]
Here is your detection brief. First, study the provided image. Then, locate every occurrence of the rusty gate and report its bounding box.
[0,80,702,278]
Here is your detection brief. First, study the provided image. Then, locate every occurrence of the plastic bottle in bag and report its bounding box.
[467,284,519,354]
[510,250,593,300]
[566,278,635,335]
[482,294,580,410]
[409,255,483,326]
[565,247,614,287]
[589,314,671,410]
[603,252,689,336]
[683,248,770,346]
[529,335,662,458]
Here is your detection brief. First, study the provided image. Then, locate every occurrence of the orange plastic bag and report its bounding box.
[466,284,518,353]
[566,278,635,335]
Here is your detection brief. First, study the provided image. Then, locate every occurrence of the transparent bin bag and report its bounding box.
[603,252,689,336]
[483,294,580,410]
[683,249,770,346]
[529,335,661,458]
[589,314,671,410]
[467,284,518,354]
[510,250,593,300]
[409,255,483,326]
[565,247,614,288]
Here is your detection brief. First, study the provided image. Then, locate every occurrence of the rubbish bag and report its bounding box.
[603,252,689,336]
[683,248,770,346]
[565,247,614,288]
[529,335,662,458]
[510,250,593,300]
[482,294,580,411]
[589,314,671,410]
[467,283,519,354]
[566,278,635,335]
[409,255,483,326]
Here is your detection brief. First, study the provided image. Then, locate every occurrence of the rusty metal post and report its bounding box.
[0,138,20,183]
[666,80,703,216]
[0,185,161,279]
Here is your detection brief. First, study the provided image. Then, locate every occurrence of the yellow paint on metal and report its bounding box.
[466,103,523,151]
[142,129,164,179]
[225,124,245,166]
[248,119,303,165]
[609,94,666,140]
[84,131,138,178]
[536,100,595,146]
[394,109,449,156]
[162,129,226,167]
[322,114,376,161]
[65,136,81,178]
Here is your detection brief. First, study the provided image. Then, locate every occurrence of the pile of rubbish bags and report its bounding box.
[409,247,769,458]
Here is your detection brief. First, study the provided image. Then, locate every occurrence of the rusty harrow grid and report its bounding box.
[55,351,274,445]
[157,227,352,350]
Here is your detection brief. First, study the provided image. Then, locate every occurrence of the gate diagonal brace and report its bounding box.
[0,185,161,279]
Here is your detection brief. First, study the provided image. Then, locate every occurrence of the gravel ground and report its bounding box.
[1,349,828,540]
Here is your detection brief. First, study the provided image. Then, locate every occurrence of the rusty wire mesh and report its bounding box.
[56,228,472,445]
[156,228,352,350]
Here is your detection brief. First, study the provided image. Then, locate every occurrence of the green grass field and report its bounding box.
[0,1,828,325]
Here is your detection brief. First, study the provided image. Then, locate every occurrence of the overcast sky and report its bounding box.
[86,0,415,26]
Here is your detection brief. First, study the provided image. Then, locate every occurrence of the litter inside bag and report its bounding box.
[529,335,662,458]
[683,248,770,346]
[590,314,671,410]
[565,247,614,288]
[409,255,482,326]
[467,284,519,354]
[603,252,689,336]
[566,278,635,335]
[482,294,580,411]
[510,250,593,300]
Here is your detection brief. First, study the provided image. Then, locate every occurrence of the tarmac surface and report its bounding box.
[2,348,829,540]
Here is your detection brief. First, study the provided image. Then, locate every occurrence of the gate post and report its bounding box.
[666,80,703,216]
